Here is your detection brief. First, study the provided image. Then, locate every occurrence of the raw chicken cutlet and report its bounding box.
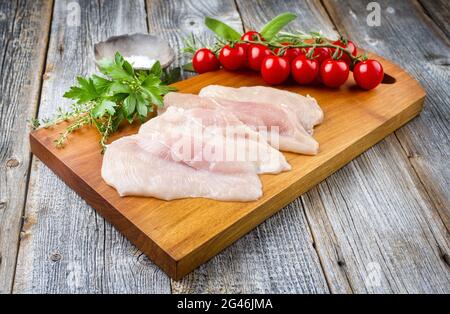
[101,135,262,201]
[161,92,320,155]
[139,106,291,174]
[102,106,292,201]
[199,85,324,134]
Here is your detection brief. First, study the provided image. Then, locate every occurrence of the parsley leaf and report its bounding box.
[92,99,116,118]
[123,94,137,117]
[37,52,177,152]
[63,76,100,103]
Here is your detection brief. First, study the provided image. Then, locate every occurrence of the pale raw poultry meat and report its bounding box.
[161,92,320,155]
[199,85,324,134]
[139,106,291,174]
[102,85,324,201]
[102,105,292,201]
[101,135,263,201]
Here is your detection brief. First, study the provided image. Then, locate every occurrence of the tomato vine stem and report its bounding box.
[240,39,359,63]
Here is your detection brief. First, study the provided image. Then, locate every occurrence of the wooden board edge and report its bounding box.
[29,133,178,279]
[173,95,425,280]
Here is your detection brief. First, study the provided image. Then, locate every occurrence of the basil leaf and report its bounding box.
[205,17,241,40]
[260,12,296,40]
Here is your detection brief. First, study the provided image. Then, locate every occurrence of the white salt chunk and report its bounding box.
[124,55,156,69]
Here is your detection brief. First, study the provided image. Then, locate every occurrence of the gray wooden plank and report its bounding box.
[315,0,450,293]
[418,0,450,39]
[235,0,352,293]
[172,200,329,293]
[304,136,450,293]
[323,2,450,231]
[323,0,450,237]
[147,0,330,293]
[236,0,336,34]
[238,0,450,293]
[146,0,243,79]
[0,0,53,294]
[13,0,170,293]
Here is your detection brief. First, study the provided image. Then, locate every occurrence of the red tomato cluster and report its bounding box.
[191,31,384,90]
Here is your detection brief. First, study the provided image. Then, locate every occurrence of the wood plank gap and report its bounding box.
[2,0,19,291]
[302,0,358,294]
[416,0,450,40]
[0,0,54,293]
[322,0,449,231]
[143,0,150,34]
[14,0,170,293]
[318,0,339,34]
[230,0,332,293]
[392,0,450,232]
[232,0,245,31]
[393,132,450,235]
[299,197,346,294]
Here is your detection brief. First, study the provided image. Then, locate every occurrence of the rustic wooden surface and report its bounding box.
[0,0,449,293]
[29,52,425,281]
[0,0,53,294]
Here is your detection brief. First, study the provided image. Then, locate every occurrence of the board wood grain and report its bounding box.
[29,53,425,280]
[0,0,53,293]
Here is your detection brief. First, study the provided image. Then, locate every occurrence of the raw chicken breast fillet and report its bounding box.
[161,92,319,155]
[199,85,324,134]
[101,135,262,201]
[139,106,291,174]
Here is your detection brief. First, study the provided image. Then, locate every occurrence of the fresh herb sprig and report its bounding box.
[31,52,176,152]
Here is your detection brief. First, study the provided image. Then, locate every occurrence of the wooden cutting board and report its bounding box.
[30,53,425,280]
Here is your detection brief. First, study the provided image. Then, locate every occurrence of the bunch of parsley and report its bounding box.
[32,52,177,152]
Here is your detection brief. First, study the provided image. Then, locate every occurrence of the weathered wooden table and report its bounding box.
[1,0,449,294]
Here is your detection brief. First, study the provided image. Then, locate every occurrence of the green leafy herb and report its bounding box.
[182,62,195,72]
[162,67,182,84]
[260,12,297,40]
[33,51,176,152]
[204,17,241,41]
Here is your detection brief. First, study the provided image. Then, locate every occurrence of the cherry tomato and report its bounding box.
[241,31,264,42]
[275,43,305,63]
[353,59,384,90]
[291,55,319,85]
[192,48,220,74]
[247,44,273,71]
[219,44,247,71]
[261,55,290,85]
[241,32,264,68]
[307,47,332,65]
[320,59,349,88]
[331,40,358,66]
